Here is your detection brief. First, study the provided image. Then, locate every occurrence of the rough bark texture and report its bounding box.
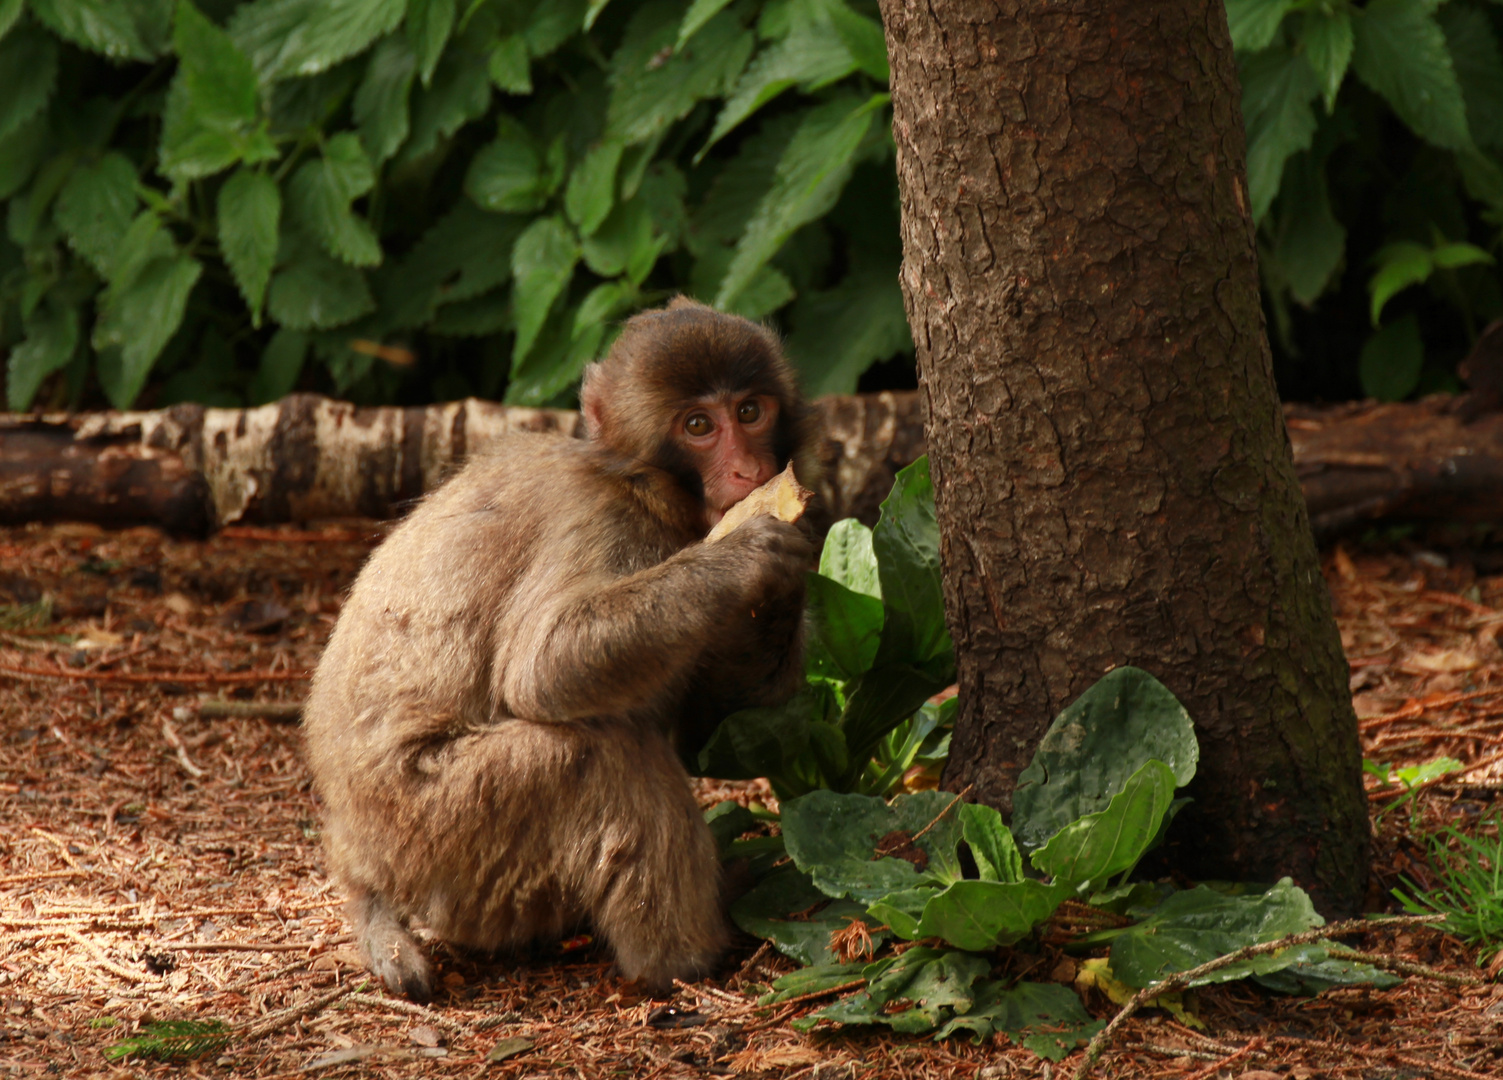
[879,0,1368,910]
[0,392,923,534]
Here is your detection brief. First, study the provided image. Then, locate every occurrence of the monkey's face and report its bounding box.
[674,393,782,523]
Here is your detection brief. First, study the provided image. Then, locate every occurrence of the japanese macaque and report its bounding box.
[302,298,821,1000]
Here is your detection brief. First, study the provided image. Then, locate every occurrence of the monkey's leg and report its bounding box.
[573,725,729,991]
[349,886,434,1002]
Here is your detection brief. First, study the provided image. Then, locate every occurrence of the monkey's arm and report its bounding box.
[498,518,807,722]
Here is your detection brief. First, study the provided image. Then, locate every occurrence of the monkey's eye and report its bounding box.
[685,414,714,437]
[737,400,762,424]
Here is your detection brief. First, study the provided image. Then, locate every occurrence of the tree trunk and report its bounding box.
[879,0,1368,911]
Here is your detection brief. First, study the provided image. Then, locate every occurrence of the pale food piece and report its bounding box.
[705,462,812,543]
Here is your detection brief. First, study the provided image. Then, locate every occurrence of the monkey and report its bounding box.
[301,298,821,1001]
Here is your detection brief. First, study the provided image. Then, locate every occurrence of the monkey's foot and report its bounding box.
[351,892,435,1002]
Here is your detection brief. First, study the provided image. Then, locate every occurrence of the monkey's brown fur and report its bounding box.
[303,299,819,1000]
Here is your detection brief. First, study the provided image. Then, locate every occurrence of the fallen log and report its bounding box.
[1,392,1498,536]
[0,392,924,534]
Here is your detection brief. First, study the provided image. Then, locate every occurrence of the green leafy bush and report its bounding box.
[717,666,1399,1055]
[0,0,910,412]
[1234,0,1503,400]
[697,456,955,797]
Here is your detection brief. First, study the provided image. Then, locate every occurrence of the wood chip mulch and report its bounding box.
[1,521,1500,1079]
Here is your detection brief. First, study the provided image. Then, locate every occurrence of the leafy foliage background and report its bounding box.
[0,0,907,411]
[1,0,1501,411]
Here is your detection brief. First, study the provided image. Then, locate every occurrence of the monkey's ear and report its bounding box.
[579,363,607,438]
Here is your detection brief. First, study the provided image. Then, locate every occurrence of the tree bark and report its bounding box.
[879,0,1368,911]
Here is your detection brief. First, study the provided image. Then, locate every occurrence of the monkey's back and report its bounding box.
[301,432,703,942]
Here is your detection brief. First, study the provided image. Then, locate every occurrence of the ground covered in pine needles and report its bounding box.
[1,521,1500,1079]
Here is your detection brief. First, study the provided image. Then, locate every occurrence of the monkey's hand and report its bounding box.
[719,514,813,609]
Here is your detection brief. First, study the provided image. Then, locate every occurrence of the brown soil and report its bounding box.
[1,522,1499,1078]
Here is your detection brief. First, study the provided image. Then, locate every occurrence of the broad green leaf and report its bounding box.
[1012,667,1198,852]
[702,17,856,154]
[819,519,880,599]
[505,306,602,405]
[678,0,735,48]
[523,0,586,58]
[160,6,279,186]
[488,34,532,94]
[407,0,455,85]
[688,111,796,299]
[1459,149,1503,225]
[465,117,549,213]
[572,279,637,338]
[565,140,625,236]
[933,980,1101,1059]
[1353,0,1471,151]
[1300,7,1353,114]
[797,948,987,1035]
[697,686,820,781]
[94,254,203,408]
[911,879,1067,950]
[1030,759,1179,887]
[0,112,49,202]
[230,0,406,82]
[6,301,78,411]
[159,79,264,181]
[1368,241,1432,324]
[218,168,281,324]
[430,291,510,336]
[581,196,654,278]
[54,153,139,278]
[828,1,888,82]
[1240,45,1319,222]
[1273,152,1345,305]
[732,865,886,965]
[510,215,578,364]
[1224,0,1295,54]
[1430,241,1494,271]
[267,231,375,330]
[762,960,869,1001]
[1442,5,1503,150]
[1358,314,1423,402]
[0,28,58,145]
[0,0,21,43]
[840,663,948,762]
[606,1,754,146]
[1109,880,1325,988]
[871,456,952,671]
[785,261,910,396]
[781,789,964,902]
[355,35,417,163]
[715,94,880,310]
[584,0,615,32]
[107,212,176,295]
[287,134,382,266]
[705,799,757,853]
[379,200,522,328]
[959,802,1023,884]
[399,44,492,161]
[1253,954,1402,995]
[864,885,941,939]
[806,574,883,681]
[30,0,170,61]
[248,328,307,404]
[176,1,261,127]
